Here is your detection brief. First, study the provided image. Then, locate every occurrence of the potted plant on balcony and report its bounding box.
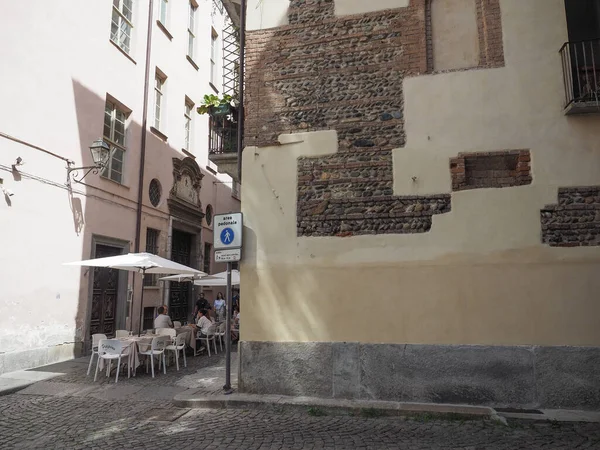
[197,94,235,116]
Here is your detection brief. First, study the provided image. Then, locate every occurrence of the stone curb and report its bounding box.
[173,392,506,424]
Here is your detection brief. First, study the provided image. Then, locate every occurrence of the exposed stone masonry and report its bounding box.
[450,150,532,191]
[541,186,600,247]
[245,0,505,237]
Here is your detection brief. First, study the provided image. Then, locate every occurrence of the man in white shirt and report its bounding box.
[154,306,173,329]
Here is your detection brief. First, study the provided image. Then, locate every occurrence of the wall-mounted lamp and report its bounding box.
[67,139,111,185]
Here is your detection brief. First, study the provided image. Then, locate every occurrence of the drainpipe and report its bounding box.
[134,0,154,252]
[236,0,246,183]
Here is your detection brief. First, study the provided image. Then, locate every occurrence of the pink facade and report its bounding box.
[0,0,239,374]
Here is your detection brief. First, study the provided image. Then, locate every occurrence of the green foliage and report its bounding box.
[307,407,327,417]
[196,93,234,115]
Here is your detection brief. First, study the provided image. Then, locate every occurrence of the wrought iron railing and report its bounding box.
[560,39,600,110]
[208,104,239,154]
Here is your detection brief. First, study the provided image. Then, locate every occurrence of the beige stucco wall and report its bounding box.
[241,0,600,347]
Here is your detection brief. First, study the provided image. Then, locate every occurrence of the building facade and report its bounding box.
[0,0,240,374]
[235,0,600,409]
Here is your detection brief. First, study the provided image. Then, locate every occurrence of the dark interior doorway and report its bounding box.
[169,229,193,323]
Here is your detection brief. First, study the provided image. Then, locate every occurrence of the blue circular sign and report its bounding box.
[220,227,235,245]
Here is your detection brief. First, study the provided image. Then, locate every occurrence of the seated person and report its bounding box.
[154,306,173,329]
[195,309,213,339]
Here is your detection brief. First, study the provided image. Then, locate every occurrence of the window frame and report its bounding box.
[203,242,212,275]
[111,0,134,54]
[210,28,218,84]
[159,0,168,26]
[184,99,194,151]
[188,2,197,59]
[102,100,129,184]
[144,228,160,286]
[154,71,166,130]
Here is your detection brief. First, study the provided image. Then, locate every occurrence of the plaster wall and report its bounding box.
[240,0,600,347]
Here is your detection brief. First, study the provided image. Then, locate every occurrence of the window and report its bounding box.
[205,204,213,226]
[159,0,168,26]
[102,100,128,184]
[149,179,162,207]
[154,71,166,130]
[188,2,197,59]
[210,29,218,85]
[184,100,193,151]
[111,0,134,54]
[203,243,212,274]
[143,307,155,330]
[144,228,160,286]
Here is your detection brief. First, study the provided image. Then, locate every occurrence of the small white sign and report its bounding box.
[215,248,241,262]
[213,212,243,250]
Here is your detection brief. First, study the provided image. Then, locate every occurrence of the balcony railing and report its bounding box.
[560,39,600,114]
[208,104,239,155]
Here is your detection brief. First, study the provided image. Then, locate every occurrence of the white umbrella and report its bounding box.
[64,252,206,334]
[158,273,205,282]
[194,269,240,286]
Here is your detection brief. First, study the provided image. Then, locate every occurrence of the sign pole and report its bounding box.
[223,261,233,393]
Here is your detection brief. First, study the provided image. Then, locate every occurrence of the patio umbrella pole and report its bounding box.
[138,268,146,336]
[223,262,233,393]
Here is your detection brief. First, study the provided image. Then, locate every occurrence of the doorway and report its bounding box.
[169,229,193,323]
[89,244,122,337]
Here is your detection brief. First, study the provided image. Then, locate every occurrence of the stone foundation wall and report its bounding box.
[239,341,600,410]
[541,186,600,247]
[245,0,505,238]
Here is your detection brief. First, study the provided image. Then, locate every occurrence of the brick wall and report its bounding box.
[541,187,600,247]
[245,0,506,237]
[450,150,532,192]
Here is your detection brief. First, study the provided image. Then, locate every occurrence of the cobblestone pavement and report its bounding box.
[3,352,600,449]
[1,392,600,450]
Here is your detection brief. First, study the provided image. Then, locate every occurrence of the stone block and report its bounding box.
[239,341,333,397]
[332,342,359,399]
[360,344,536,407]
[535,346,600,410]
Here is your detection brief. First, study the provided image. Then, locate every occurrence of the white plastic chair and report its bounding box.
[214,322,227,352]
[166,334,187,371]
[87,333,107,376]
[138,336,168,377]
[197,324,218,356]
[93,339,131,383]
[173,321,182,328]
[115,330,130,338]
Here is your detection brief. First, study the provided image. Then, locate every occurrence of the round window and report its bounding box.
[205,204,213,226]
[149,179,162,207]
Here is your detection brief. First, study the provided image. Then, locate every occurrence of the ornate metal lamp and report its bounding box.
[67,139,111,184]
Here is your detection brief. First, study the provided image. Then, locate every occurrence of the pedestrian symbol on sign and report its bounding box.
[220,228,234,245]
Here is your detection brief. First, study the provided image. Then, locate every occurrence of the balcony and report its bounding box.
[560,39,600,115]
[208,104,240,181]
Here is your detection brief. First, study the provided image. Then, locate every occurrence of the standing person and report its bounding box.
[193,292,212,318]
[214,292,226,322]
[232,290,240,315]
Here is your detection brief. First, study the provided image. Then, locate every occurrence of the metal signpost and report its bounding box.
[213,212,242,393]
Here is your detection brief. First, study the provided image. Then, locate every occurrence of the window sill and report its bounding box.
[109,39,137,64]
[150,126,168,142]
[182,149,195,158]
[100,175,130,189]
[186,55,199,71]
[209,82,219,94]
[205,165,217,175]
[156,20,173,40]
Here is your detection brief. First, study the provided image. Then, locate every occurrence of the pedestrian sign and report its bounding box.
[220,228,234,245]
[213,213,243,250]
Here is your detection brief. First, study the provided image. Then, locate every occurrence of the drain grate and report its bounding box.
[143,408,190,422]
[495,408,543,414]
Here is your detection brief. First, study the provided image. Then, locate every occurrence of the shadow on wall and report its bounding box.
[70,79,213,351]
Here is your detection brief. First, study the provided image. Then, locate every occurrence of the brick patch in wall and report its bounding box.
[541,187,600,247]
[450,150,532,191]
[245,0,505,237]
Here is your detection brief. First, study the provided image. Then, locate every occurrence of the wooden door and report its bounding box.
[89,244,121,337]
[169,230,193,323]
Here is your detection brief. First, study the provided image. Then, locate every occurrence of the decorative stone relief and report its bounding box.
[168,157,204,224]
